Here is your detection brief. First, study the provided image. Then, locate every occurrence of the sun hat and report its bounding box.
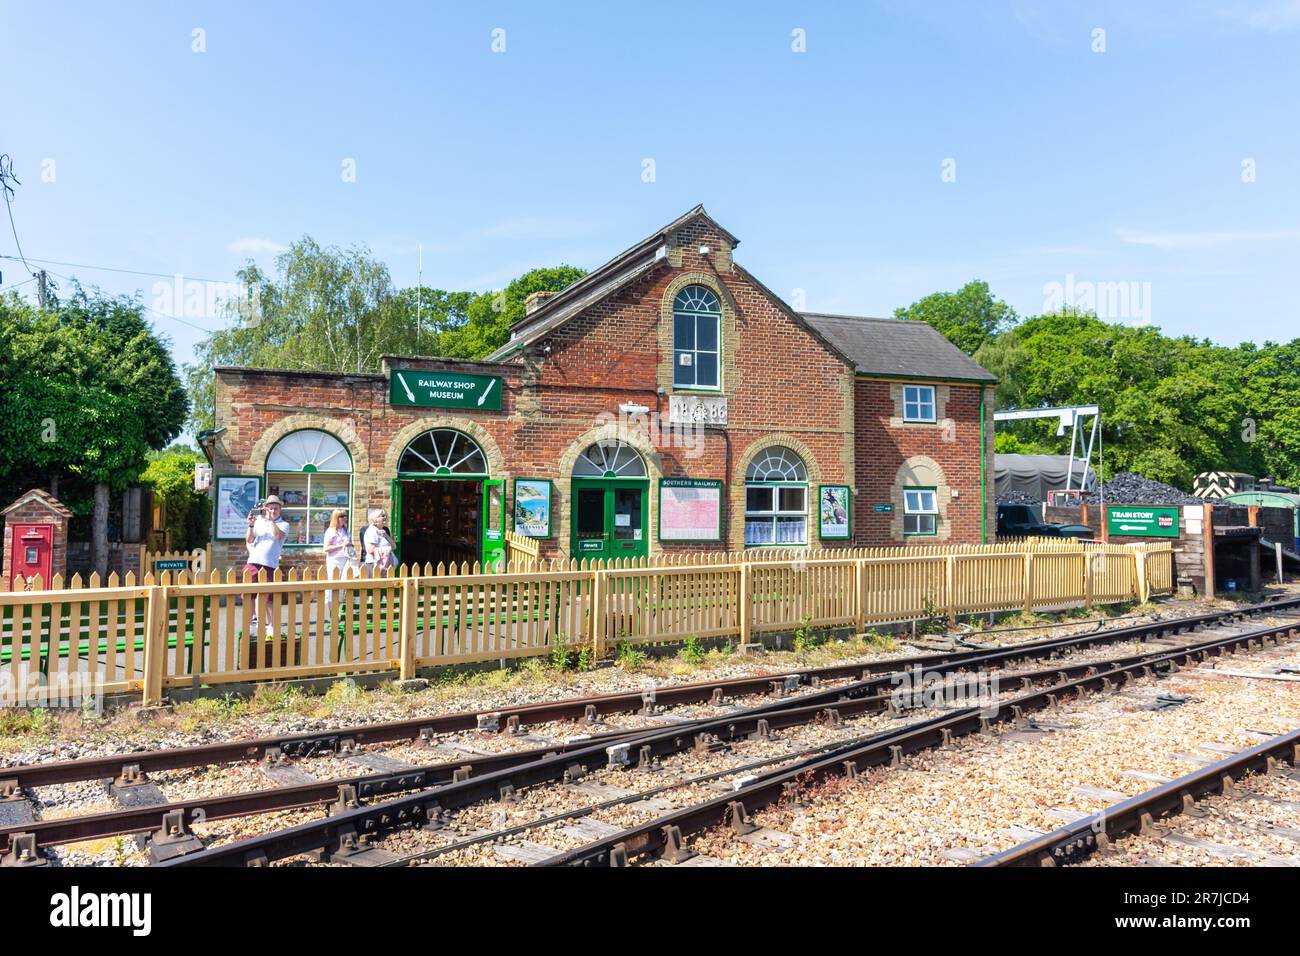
[263,495,283,506]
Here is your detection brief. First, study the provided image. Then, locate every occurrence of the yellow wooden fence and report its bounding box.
[0,541,1173,705]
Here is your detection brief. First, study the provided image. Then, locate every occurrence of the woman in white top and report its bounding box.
[321,509,356,622]
[363,508,396,574]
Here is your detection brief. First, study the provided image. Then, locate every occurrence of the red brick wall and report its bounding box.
[853,378,994,546]
[210,215,991,571]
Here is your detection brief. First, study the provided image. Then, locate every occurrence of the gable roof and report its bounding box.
[2,488,74,518]
[799,313,998,383]
[485,205,735,361]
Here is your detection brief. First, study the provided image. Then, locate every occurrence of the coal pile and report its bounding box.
[996,491,1041,506]
[1083,472,1200,505]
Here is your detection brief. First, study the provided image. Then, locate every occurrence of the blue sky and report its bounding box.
[2,0,1298,372]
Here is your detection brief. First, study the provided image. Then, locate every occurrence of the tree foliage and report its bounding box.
[0,287,188,514]
[184,238,585,431]
[894,279,1019,355]
[142,444,211,550]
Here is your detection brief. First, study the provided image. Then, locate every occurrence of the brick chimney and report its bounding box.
[524,290,557,316]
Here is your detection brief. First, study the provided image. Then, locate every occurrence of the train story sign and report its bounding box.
[1106,505,1180,537]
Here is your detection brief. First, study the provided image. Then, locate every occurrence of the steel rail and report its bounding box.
[0,630,1201,855]
[536,618,1300,866]
[12,598,1282,791]
[975,727,1300,867]
[156,611,1298,867]
[0,727,641,853]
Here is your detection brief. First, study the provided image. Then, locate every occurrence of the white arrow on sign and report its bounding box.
[476,378,497,406]
[395,371,416,403]
[1118,524,1148,531]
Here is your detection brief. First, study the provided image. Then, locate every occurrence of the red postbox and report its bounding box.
[10,523,53,587]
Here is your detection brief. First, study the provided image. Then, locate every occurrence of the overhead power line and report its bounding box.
[0,253,230,285]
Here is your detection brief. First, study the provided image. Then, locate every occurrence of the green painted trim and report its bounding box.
[980,390,987,544]
[855,371,997,385]
[817,484,852,541]
[902,485,939,537]
[658,478,723,543]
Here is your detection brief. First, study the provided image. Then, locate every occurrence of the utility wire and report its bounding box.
[42,267,219,334]
[0,275,37,293]
[0,252,229,285]
[0,154,33,273]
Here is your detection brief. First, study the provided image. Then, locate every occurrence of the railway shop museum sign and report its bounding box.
[1106,505,1180,537]
[390,369,503,410]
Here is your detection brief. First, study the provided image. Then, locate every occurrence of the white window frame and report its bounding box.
[265,430,354,548]
[903,487,938,536]
[744,446,809,546]
[903,385,937,423]
[672,286,722,391]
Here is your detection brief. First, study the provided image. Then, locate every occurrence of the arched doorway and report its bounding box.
[570,440,649,560]
[394,428,504,568]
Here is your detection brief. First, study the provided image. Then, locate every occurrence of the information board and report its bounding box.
[658,478,722,542]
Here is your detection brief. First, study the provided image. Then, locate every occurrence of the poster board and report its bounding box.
[658,478,722,542]
[512,479,552,538]
[214,475,262,540]
[818,485,851,540]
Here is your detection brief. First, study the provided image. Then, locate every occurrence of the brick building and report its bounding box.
[205,206,996,572]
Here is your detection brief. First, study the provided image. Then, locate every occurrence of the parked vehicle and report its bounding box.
[996,503,1093,540]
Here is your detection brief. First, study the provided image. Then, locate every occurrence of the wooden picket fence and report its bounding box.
[0,540,1172,705]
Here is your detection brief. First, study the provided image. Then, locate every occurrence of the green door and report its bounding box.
[391,478,403,564]
[571,478,648,561]
[482,479,505,569]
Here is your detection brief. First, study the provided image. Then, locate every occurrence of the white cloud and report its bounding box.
[1114,226,1300,249]
[226,237,288,257]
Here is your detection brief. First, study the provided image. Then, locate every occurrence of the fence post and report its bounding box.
[399,575,417,680]
[1134,547,1149,603]
[1023,551,1033,614]
[945,555,956,626]
[591,569,605,659]
[738,562,751,645]
[854,559,865,635]
[1083,551,1094,608]
[141,584,168,706]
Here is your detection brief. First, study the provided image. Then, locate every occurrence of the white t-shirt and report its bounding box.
[323,527,352,568]
[363,525,391,564]
[247,517,290,568]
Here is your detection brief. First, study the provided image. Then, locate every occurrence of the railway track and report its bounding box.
[9,599,1264,794]
[4,599,1286,864]
[976,727,1300,868]
[533,616,1300,867]
[125,601,1299,867]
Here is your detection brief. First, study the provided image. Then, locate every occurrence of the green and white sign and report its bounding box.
[872,503,894,514]
[154,559,190,572]
[1106,505,1180,537]
[390,370,502,410]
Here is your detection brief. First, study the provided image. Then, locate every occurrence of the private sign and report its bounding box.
[389,369,503,410]
[1106,505,1180,538]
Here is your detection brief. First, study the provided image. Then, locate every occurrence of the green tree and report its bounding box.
[142,444,212,551]
[0,287,188,575]
[184,238,586,431]
[894,279,1018,355]
[1240,340,1300,487]
[976,310,1253,489]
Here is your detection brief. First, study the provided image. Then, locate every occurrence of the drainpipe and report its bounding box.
[980,389,988,544]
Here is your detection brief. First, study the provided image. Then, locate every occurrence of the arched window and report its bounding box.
[398,429,488,475]
[265,430,353,546]
[744,447,808,546]
[572,440,647,478]
[672,285,721,390]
